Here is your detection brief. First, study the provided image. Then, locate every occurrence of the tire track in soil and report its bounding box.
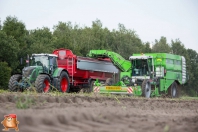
[0,93,197,132]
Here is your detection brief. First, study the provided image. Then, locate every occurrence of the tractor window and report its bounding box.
[49,57,57,74]
[30,56,49,69]
[49,57,57,67]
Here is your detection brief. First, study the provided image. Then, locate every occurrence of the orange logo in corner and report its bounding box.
[1,114,19,131]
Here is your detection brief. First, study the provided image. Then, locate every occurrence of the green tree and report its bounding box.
[2,16,26,47]
[90,19,111,50]
[26,27,54,54]
[110,24,143,59]
[2,16,27,72]
[171,39,187,56]
[143,42,152,53]
[0,62,11,89]
[152,36,171,53]
[0,31,20,71]
[52,21,73,49]
[186,49,198,96]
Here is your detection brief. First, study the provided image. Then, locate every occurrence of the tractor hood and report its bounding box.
[22,66,36,77]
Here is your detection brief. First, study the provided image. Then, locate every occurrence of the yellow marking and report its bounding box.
[105,86,121,90]
[157,58,162,62]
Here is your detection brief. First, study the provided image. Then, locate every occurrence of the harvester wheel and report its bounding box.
[89,80,95,93]
[83,80,95,93]
[105,78,114,86]
[8,74,22,92]
[58,71,70,92]
[168,82,180,98]
[35,74,51,93]
[141,79,151,98]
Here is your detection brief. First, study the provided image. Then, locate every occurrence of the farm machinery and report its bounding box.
[9,53,70,93]
[88,50,187,98]
[9,49,119,93]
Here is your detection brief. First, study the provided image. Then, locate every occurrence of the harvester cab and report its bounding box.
[129,55,154,84]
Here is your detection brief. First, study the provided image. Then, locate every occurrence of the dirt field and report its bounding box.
[0,93,197,132]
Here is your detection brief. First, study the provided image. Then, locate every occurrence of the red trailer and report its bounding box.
[53,48,119,92]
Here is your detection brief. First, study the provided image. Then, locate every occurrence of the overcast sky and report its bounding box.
[1,0,198,52]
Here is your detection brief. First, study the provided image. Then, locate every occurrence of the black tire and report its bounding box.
[89,80,95,92]
[105,78,114,86]
[8,74,22,92]
[84,80,95,93]
[168,82,180,98]
[141,79,151,98]
[58,71,70,92]
[35,74,51,93]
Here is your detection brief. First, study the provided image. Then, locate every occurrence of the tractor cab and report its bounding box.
[129,55,154,84]
[30,54,58,74]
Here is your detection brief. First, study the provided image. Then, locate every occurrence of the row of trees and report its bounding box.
[0,16,198,96]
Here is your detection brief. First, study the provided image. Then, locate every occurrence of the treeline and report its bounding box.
[0,16,198,96]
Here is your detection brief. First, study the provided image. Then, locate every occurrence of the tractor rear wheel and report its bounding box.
[105,78,114,86]
[35,74,51,93]
[168,82,180,98]
[141,79,151,98]
[8,74,22,92]
[58,71,70,92]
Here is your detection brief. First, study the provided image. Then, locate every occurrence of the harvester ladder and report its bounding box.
[67,57,74,85]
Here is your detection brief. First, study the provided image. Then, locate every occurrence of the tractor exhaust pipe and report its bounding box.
[26,54,29,67]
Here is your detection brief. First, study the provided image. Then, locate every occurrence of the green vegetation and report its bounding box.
[180,96,198,100]
[0,16,198,96]
[0,62,11,89]
[16,95,35,109]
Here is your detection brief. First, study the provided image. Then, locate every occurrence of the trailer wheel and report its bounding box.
[168,82,180,98]
[105,78,114,86]
[35,74,51,93]
[8,74,23,92]
[58,71,70,92]
[141,79,151,98]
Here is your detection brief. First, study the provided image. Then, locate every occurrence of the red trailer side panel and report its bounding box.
[53,48,119,87]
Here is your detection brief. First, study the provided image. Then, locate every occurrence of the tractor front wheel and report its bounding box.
[58,71,70,92]
[35,74,51,93]
[141,79,151,98]
[8,74,22,92]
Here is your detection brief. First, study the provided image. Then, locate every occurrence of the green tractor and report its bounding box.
[8,54,70,93]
